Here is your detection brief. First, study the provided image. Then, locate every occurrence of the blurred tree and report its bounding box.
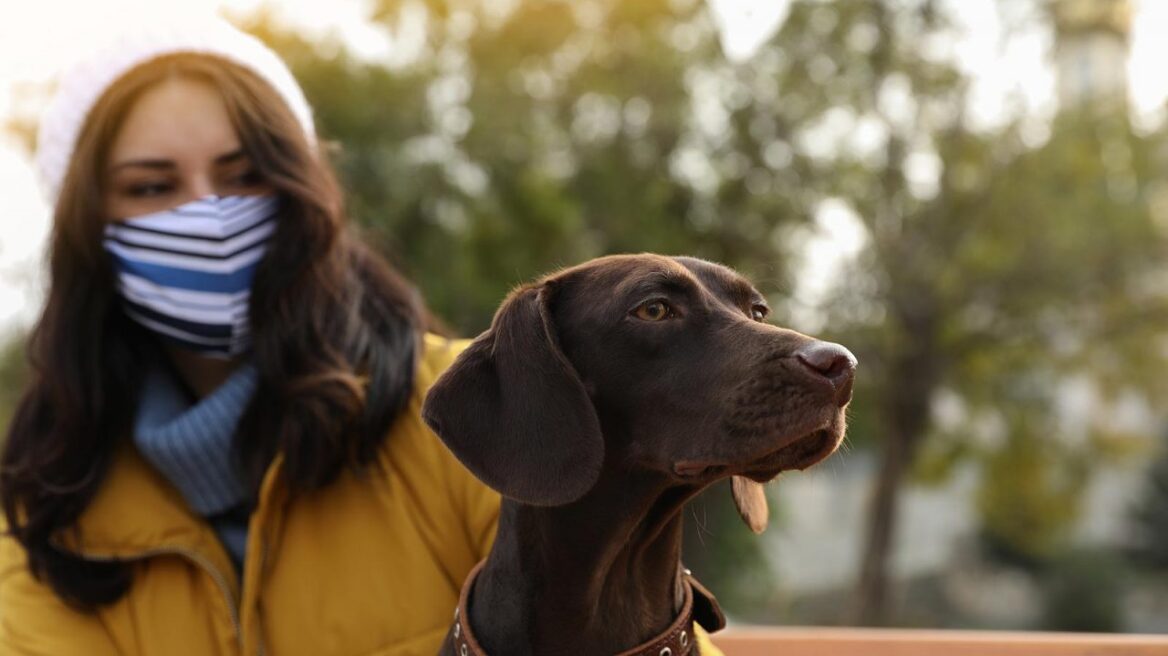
[247,0,810,332]
[907,107,1167,569]
[785,3,1168,622]
[708,0,981,622]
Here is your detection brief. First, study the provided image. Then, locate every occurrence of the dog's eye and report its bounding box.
[751,304,769,321]
[633,300,674,321]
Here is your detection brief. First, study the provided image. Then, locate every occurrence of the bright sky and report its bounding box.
[1,0,1166,332]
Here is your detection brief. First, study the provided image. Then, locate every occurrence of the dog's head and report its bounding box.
[422,254,855,532]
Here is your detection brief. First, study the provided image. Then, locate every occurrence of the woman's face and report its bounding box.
[102,76,272,221]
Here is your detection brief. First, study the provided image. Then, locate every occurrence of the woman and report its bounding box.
[0,17,498,655]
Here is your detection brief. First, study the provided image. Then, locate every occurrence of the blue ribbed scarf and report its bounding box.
[133,360,257,567]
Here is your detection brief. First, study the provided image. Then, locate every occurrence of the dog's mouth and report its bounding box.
[672,424,842,482]
[736,427,840,481]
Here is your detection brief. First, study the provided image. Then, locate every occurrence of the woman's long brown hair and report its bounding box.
[0,54,425,608]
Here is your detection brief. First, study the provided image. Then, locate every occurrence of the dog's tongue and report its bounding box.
[731,476,769,534]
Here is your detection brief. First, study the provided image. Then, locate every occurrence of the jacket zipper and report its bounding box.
[74,545,244,651]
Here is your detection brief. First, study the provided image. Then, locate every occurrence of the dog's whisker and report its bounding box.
[689,502,711,546]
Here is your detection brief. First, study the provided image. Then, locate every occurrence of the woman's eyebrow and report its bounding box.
[109,158,174,172]
[107,149,247,174]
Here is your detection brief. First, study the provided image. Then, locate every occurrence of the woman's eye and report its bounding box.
[229,169,265,187]
[633,300,674,321]
[751,304,768,321]
[125,182,173,198]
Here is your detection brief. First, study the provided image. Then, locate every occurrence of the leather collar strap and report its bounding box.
[451,561,724,656]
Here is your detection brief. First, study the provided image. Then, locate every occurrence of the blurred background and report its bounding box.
[2,0,1167,634]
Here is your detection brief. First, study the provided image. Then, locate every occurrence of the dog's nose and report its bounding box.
[795,341,857,406]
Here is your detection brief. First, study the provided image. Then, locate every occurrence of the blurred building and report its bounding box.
[1050,0,1132,108]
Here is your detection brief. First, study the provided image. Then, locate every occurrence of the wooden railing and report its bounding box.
[712,627,1168,655]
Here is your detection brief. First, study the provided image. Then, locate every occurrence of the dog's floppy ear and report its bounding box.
[423,284,603,506]
[731,476,769,534]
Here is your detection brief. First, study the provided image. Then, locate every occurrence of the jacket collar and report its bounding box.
[52,440,207,556]
[51,439,284,586]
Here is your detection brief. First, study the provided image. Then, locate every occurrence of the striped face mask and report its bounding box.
[103,194,279,359]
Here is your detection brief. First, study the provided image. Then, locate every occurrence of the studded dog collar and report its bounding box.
[448,560,725,656]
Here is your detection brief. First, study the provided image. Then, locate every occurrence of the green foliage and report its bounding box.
[0,332,28,436]
[1130,439,1168,569]
[1041,547,1128,632]
[911,435,973,488]
[976,428,1087,562]
[250,0,805,334]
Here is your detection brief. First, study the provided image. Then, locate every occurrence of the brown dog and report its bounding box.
[424,254,855,655]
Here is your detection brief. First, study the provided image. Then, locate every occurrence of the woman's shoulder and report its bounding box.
[381,332,471,464]
[380,333,499,553]
[415,332,472,392]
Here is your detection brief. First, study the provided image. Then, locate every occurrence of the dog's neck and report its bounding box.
[468,466,702,655]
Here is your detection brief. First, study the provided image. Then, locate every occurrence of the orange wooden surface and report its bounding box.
[712,627,1168,656]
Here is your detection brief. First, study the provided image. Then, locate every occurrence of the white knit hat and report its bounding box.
[35,14,316,204]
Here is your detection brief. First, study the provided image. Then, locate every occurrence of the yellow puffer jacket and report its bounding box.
[0,334,722,655]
